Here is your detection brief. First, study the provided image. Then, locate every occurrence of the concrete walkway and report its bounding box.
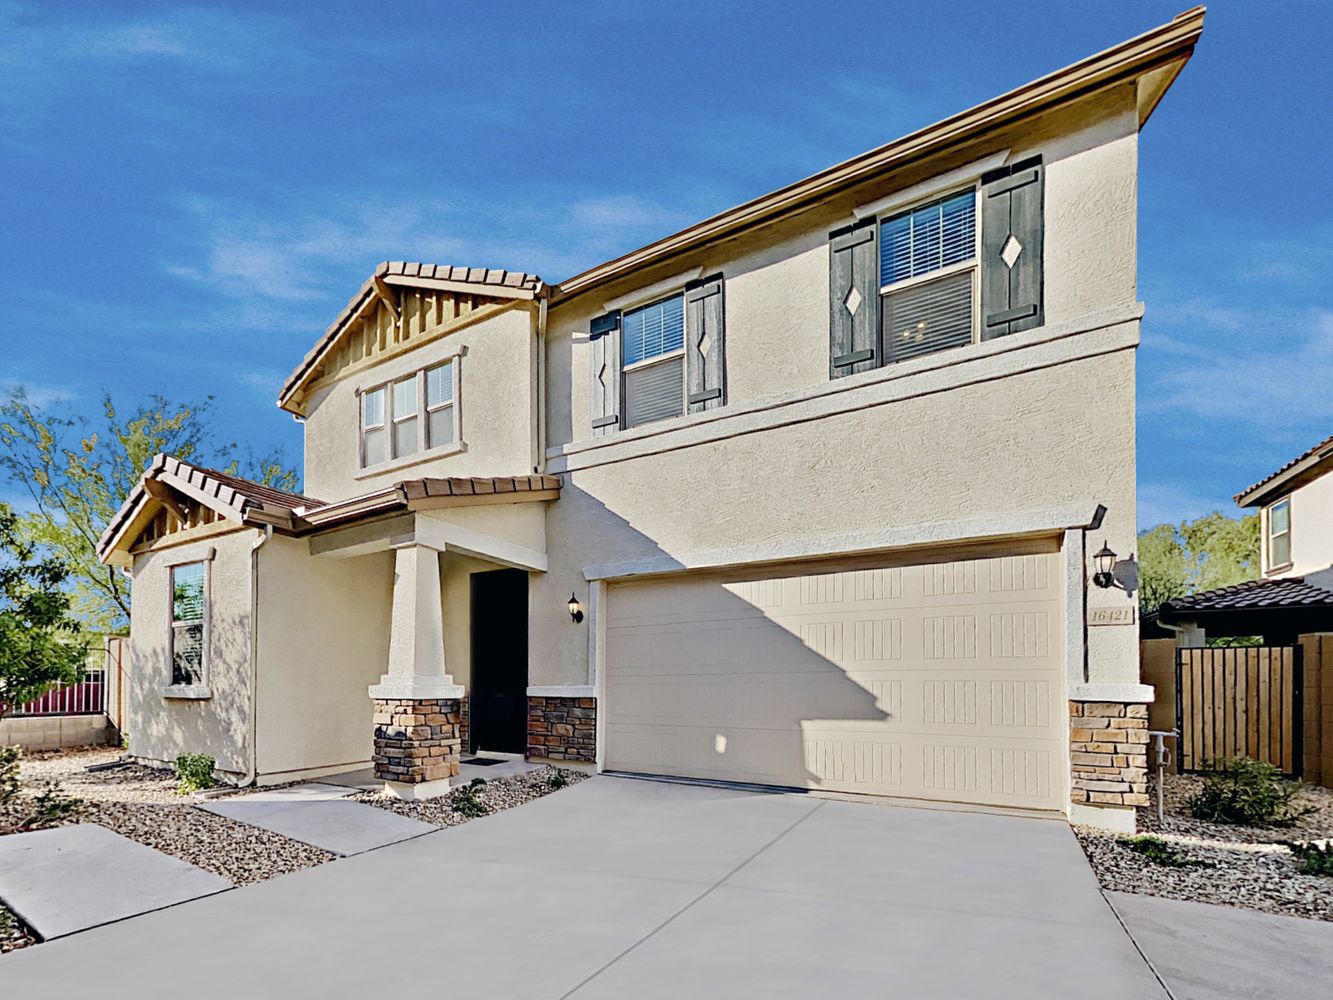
[1108,891,1333,1000]
[0,776,1164,997]
[199,784,435,856]
[0,825,230,939]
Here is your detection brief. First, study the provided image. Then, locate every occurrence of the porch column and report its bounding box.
[369,543,463,800]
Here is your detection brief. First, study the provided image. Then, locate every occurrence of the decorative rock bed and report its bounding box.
[1,900,36,954]
[357,765,589,827]
[1076,773,1333,922]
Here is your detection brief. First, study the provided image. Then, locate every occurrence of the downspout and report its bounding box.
[238,524,273,787]
[534,293,548,474]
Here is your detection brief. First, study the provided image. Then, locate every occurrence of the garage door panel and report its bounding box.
[605,546,1065,812]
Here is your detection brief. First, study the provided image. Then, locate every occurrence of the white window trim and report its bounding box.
[1266,497,1292,573]
[877,185,982,356]
[852,148,1009,222]
[424,359,459,451]
[356,349,465,476]
[164,553,211,696]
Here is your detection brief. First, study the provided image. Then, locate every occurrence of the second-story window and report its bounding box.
[879,189,977,363]
[622,294,685,428]
[360,359,459,468]
[1268,498,1292,570]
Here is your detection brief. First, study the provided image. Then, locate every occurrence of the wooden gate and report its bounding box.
[1175,646,1304,776]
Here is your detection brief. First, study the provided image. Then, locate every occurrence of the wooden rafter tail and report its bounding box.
[372,275,401,325]
[142,478,189,527]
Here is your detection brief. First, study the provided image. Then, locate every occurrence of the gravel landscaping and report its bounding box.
[6,747,333,884]
[357,765,589,827]
[1077,772,1333,922]
[1,900,36,954]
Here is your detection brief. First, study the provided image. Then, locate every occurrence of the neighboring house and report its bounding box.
[1152,434,1333,643]
[95,11,1206,833]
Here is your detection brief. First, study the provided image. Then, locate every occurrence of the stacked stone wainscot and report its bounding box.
[1070,701,1150,808]
[373,698,462,784]
[527,697,596,762]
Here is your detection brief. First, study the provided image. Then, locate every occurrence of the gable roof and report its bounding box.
[278,261,543,413]
[1152,575,1333,637]
[1234,433,1333,507]
[97,454,562,566]
[97,455,321,565]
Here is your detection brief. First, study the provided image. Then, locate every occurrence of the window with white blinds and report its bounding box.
[622,294,685,428]
[170,561,206,686]
[360,357,460,467]
[878,188,978,364]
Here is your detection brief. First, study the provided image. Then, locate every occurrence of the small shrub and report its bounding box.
[175,753,216,793]
[0,745,19,807]
[1286,841,1333,877]
[450,777,489,818]
[18,781,81,831]
[1187,757,1311,828]
[546,769,569,790]
[1118,834,1199,868]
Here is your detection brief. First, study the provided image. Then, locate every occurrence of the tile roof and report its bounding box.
[1159,576,1333,615]
[1234,433,1333,505]
[279,261,543,408]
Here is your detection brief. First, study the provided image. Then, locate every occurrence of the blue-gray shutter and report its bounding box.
[829,219,880,377]
[589,310,621,435]
[685,274,726,413]
[981,156,1044,339]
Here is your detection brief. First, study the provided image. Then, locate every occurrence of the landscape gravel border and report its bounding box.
[1076,773,1333,922]
[356,766,590,827]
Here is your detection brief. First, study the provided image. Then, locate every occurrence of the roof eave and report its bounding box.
[1234,449,1333,507]
[548,7,1204,307]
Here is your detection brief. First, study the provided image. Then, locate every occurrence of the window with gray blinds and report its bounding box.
[883,269,973,363]
[623,293,686,428]
[624,355,684,427]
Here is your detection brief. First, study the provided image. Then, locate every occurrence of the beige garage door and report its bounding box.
[603,542,1066,811]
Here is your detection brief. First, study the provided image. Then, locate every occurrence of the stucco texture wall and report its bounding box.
[127,530,256,775]
[1266,473,1333,578]
[301,304,538,502]
[254,535,392,779]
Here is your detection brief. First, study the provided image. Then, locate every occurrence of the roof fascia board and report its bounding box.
[380,273,538,301]
[1235,451,1333,508]
[550,8,1203,305]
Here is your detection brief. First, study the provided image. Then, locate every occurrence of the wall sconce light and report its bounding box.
[567,593,584,624]
[1092,541,1117,589]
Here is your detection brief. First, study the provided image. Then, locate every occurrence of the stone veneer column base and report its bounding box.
[1070,701,1150,831]
[527,696,596,761]
[372,698,462,791]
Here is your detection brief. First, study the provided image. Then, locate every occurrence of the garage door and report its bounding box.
[603,543,1066,811]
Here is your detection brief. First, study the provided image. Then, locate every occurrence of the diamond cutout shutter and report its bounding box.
[685,274,726,413]
[589,310,621,436]
[828,219,880,377]
[981,155,1044,340]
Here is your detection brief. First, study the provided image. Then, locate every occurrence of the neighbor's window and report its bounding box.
[622,294,685,428]
[170,562,206,686]
[360,359,459,468]
[879,189,977,363]
[1268,498,1291,569]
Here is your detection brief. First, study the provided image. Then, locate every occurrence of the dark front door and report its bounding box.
[469,568,529,755]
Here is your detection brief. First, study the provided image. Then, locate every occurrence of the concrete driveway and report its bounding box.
[0,775,1163,998]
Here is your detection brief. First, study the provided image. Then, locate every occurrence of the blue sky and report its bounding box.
[2,1,1329,528]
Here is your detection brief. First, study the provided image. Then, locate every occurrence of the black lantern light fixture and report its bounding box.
[567,593,584,624]
[1091,541,1117,589]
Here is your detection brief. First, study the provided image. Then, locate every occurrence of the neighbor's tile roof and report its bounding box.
[1160,576,1333,615]
[1234,433,1333,505]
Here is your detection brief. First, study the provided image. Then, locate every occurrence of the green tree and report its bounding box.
[0,390,299,634]
[0,503,86,717]
[1137,511,1260,614]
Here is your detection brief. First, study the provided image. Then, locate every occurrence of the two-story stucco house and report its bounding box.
[97,10,1206,833]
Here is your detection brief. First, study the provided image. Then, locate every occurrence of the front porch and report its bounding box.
[308,493,579,799]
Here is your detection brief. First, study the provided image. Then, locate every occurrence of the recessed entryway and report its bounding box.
[469,568,529,755]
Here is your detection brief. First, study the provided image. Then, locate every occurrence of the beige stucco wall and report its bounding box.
[252,535,393,780]
[126,529,257,775]
[301,303,539,503]
[1263,472,1333,578]
[533,86,1142,694]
